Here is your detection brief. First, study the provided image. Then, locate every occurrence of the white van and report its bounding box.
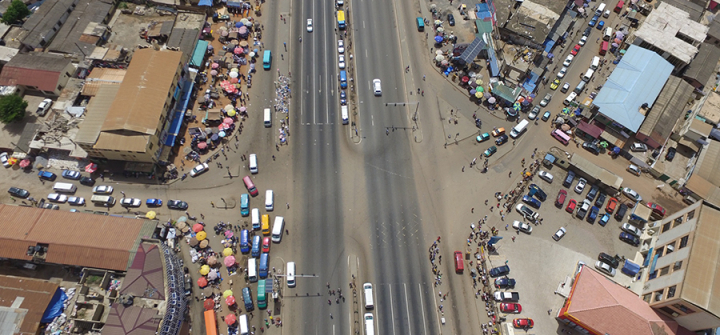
[564,92,578,106]
[603,9,610,17]
[90,195,115,206]
[248,258,257,282]
[271,216,284,242]
[363,283,374,309]
[53,182,77,194]
[604,27,612,41]
[251,208,260,230]
[239,314,249,335]
[582,69,594,82]
[364,313,375,335]
[249,154,258,174]
[263,108,272,127]
[265,190,274,211]
[591,56,600,70]
[509,119,529,138]
[596,2,606,15]
[341,105,349,125]
[286,262,296,287]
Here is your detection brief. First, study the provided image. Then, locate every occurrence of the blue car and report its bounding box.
[619,232,640,246]
[476,132,490,143]
[599,213,610,227]
[38,171,57,181]
[146,198,163,207]
[589,14,599,27]
[597,20,605,30]
[587,206,599,223]
[522,195,541,209]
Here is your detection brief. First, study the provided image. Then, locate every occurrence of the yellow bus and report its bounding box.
[337,10,346,29]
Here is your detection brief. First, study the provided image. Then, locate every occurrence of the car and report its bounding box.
[595,192,606,208]
[627,164,641,176]
[565,199,577,213]
[665,147,676,161]
[306,18,313,32]
[538,170,553,183]
[500,302,522,313]
[37,98,53,116]
[489,265,510,277]
[476,132,490,143]
[47,193,68,203]
[561,82,570,93]
[571,44,581,56]
[622,187,642,202]
[491,128,505,137]
[615,203,629,221]
[167,200,189,210]
[93,185,113,194]
[584,27,593,36]
[338,55,345,69]
[631,143,648,152]
[622,223,642,237]
[373,79,382,96]
[495,134,509,145]
[68,196,85,206]
[447,13,455,26]
[583,141,601,155]
[574,178,587,194]
[494,291,520,302]
[565,91,577,104]
[190,163,209,177]
[556,190,567,207]
[597,20,605,30]
[0,152,10,167]
[563,170,576,187]
[513,318,534,329]
[587,206,599,223]
[586,185,599,201]
[553,227,567,241]
[557,67,567,78]
[121,198,142,207]
[515,204,539,220]
[79,176,95,186]
[41,203,60,210]
[530,105,540,116]
[550,79,560,90]
[38,171,57,181]
[522,195,541,209]
[563,55,574,67]
[340,90,347,105]
[539,93,552,107]
[599,213,610,226]
[606,197,618,213]
[541,111,551,121]
[589,14,599,27]
[512,220,533,234]
[528,184,547,201]
[598,253,620,268]
[262,237,271,253]
[620,232,640,246]
[494,277,517,289]
[338,39,345,53]
[8,187,29,198]
[484,146,497,157]
[579,35,588,46]
[647,202,666,217]
[595,261,616,276]
[62,170,81,180]
[528,108,538,120]
[576,200,591,219]
[146,198,163,207]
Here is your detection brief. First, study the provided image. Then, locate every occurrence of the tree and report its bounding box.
[1,0,30,25]
[0,94,28,123]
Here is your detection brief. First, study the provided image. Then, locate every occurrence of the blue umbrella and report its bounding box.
[513,103,521,111]
[434,36,444,43]
[469,89,476,95]
[235,22,243,28]
[211,134,219,142]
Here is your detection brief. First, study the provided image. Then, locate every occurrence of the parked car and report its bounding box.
[565,199,577,213]
[599,213,610,226]
[168,200,189,210]
[93,185,113,194]
[619,232,640,246]
[576,200,592,219]
[190,163,210,177]
[598,252,620,268]
[586,185,599,201]
[582,141,601,155]
[627,164,641,176]
[606,197,618,213]
[579,35,588,46]
[552,227,567,241]
[595,261,616,276]
[587,206,599,223]
[597,20,605,30]
[556,190,567,207]
[41,203,60,210]
[561,82,570,93]
[570,44,581,56]
[47,193,68,203]
[62,170,81,180]
[550,79,560,90]
[491,128,505,137]
[36,99,53,116]
[563,55,574,67]
[146,198,163,207]
[489,265,510,277]
[622,187,642,202]
[68,196,85,206]
[584,27,592,36]
[563,170,576,187]
[538,171,553,183]
[500,302,522,313]
[447,13,455,26]
[528,108,539,120]
[528,184,547,201]
[557,67,568,78]
[0,152,9,167]
[615,203,628,221]
[647,202,666,217]
[8,187,29,198]
[512,220,533,234]
[621,223,642,237]
[574,178,587,194]
[595,192,606,208]
[589,14,599,27]
[494,291,520,302]
[495,134,509,145]
[476,132,490,143]
[484,146,497,157]
[513,318,534,329]
[665,147,677,161]
[79,176,95,186]
[494,277,517,289]
[539,93,552,107]
[630,143,648,152]
[38,171,57,181]
[541,111,551,121]
[515,204,539,220]
[120,198,142,207]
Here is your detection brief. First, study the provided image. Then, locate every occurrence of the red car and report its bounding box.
[570,44,581,56]
[556,190,567,208]
[606,197,619,213]
[566,199,577,213]
[262,237,271,253]
[513,318,534,329]
[500,302,522,313]
[647,202,666,217]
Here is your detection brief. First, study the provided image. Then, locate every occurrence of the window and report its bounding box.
[654,290,664,302]
[659,306,676,316]
[666,242,676,254]
[648,270,658,280]
[662,221,671,232]
[667,285,676,299]
[660,266,669,276]
[680,236,689,249]
[655,246,664,258]
[673,303,695,314]
[686,210,695,221]
[674,217,683,225]
[643,294,652,303]
[673,261,682,271]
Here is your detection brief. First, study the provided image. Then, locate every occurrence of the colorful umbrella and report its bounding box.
[197,142,207,149]
[19,159,30,168]
[189,237,199,247]
[224,230,234,238]
[196,231,207,241]
[225,295,236,306]
[488,97,496,104]
[198,277,208,288]
[177,216,187,222]
[212,63,219,69]
[146,211,156,219]
[227,109,236,117]
[203,298,214,310]
[513,103,522,111]
[222,248,233,256]
[224,117,234,124]
[207,269,218,280]
[200,265,210,275]
[218,131,226,138]
[225,314,237,325]
[199,240,209,248]
[207,256,218,266]
[223,290,234,298]
[475,91,483,98]
[85,163,97,173]
[193,224,204,232]
[478,87,484,92]
[224,256,236,267]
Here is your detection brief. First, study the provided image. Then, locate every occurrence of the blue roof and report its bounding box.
[164,79,194,146]
[198,0,212,5]
[190,40,208,68]
[592,46,674,133]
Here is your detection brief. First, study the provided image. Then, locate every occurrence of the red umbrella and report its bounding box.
[212,63,219,69]
[203,298,214,310]
[192,223,204,233]
[223,117,234,124]
[19,159,30,168]
[461,76,470,83]
[197,277,208,288]
[225,314,237,325]
[225,295,236,306]
[85,163,97,173]
[197,142,207,149]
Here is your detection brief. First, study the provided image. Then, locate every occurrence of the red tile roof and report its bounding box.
[120,243,165,301]
[103,304,160,335]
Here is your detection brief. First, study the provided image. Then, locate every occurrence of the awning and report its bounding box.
[164,80,195,146]
[621,260,640,276]
[190,40,209,68]
[227,1,242,7]
[576,121,603,139]
[198,0,212,5]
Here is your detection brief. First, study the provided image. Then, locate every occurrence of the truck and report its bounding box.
[493,291,520,302]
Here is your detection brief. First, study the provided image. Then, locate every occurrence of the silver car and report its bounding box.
[595,261,617,277]
[512,220,533,234]
[622,187,642,202]
[621,223,642,237]
[552,227,567,241]
[120,198,142,207]
[47,193,68,203]
[68,196,85,206]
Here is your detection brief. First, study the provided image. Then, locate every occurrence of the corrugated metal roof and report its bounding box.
[47,0,113,55]
[683,203,720,319]
[637,76,693,145]
[683,43,720,86]
[81,68,126,96]
[94,131,151,152]
[0,276,59,335]
[695,139,720,186]
[75,85,120,145]
[0,53,72,92]
[120,243,166,300]
[632,2,707,64]
[21,0,77,49]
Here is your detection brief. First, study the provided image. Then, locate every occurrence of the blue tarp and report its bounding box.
[190,40,208,68]
[227,1,242,7]
[621,260,640,276]
[164,79,194,146]
[41,288,67,323]
[198,0,212,5]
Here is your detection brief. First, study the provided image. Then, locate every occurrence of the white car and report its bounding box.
[552,227,567,241]
[190,163,209,177]
[93,185,113,194]
[120,198,142,207]
[539,93,552,107]
[627,164,641,176]
[579,35,588,46]
[373,79,382,96]
[563,55,574,67]
[574,178,587,194]
[512,220,533,234]
[622,187,642,202]
[528,109,538,120]
[338,55,345,69]
[561,82,570,93]
[630,143,648,152]
[538,171,553,183]
[307,19,313,32]
[47,193,68,203]
[338,40,345,53]
[595,261,617,276]
[622,223,642,237]
[37,98,53,116]
[68,196,85,206]
[0,152,9,167]
[557,67,567,79]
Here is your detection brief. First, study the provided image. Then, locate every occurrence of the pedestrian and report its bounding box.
[286,203,290,209]
[462,166,465,172]
[285,229,289,235]
[505,224,509,230]
[211,201,215,207]
[423,75,426,81]
[512,236,516,242]
[485,199,488,205]
[471,208,474,213]
[272,155,276,161]
[548,309,553,315]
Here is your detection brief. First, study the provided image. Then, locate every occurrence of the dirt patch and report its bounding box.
[107,6,176,56]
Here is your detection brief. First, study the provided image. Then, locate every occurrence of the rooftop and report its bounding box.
[81,68,127,96]
[682,203,720,323]
[0,53,73,92]
[683,43,720,88]
[494,0,562,47]
[47,0,114,55]
[633,2,708,64]
[0,276,60,335]
[119,243,166,301]
[685,140,720,207]
[637,76,694,144]
[21,0,77,49]
[697,92,720,125]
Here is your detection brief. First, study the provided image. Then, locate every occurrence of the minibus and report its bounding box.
[248,258,257,282]
[240,193,249,216]
[552,129,571,145]
[240,230,250,253]
[243,176,258,196]
[363,283,374,309]
[259,252,269,278]
[272,216,285,242]
[262,50,272,70]
[251,235,261,257]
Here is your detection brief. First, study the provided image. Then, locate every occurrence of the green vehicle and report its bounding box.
[257,279,267,309]
[484,146,497,157]
[476,132,490,143]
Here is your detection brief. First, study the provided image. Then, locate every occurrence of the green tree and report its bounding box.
[1,0,31,25]
[0,94,28,123]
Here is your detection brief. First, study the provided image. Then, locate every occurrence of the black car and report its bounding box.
[167,200,189,210]
[447,14,455,26]
[598,252,620,268]
[583,27,592,36]
[489,265,510,277]
[80,176,96,186]
[614,203,628,221]
[619,232,640,246]
[582,142,601,155]
[8,187,29,198]
[594,192,606,208]
[563,170,576,188]
[586,185,599,201]
[494,277,516,289]
[495,134,509,145]
[665,147,676,161]
[528,184,547,201]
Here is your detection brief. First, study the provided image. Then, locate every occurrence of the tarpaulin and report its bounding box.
[41,288,68,323]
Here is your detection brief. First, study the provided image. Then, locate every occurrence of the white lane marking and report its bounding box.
[371,114,374,126]
[404,283,412,335]
[418,284,427,335]
[389,285,396,335]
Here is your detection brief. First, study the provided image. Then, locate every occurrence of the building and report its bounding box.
[683,140,720,208]
[18,0,76,51]
[0,276,64,335]
[635,76,695,149]
[46,0,115,56]
[642,201,720,331]
[0,53,75,96]
[494,0,563,49]
[681,43,720,90]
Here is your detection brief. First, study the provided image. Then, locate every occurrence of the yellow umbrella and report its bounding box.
[475,91,483,98]
[196,231,207,241]
[223,289,234,298]
[200,265,210,275]
[227,109,236,116]
[223,248,233,256]
[146,211,156,219]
